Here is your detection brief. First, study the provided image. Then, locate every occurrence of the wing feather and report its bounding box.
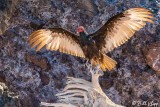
[31,36,47,48]
[89,8,153,52]
[28,28,85,58]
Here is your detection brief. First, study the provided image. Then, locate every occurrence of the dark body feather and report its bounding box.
[79,32,101,60]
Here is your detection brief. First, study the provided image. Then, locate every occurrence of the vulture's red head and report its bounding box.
[77,26,85,33]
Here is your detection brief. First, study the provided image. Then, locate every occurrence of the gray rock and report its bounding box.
[0,0,20,35]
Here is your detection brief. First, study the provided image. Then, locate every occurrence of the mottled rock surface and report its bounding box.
[0,0,19,35]
[25,53,51,70]
[0,82,18,107]
[143,41,160,74]
[0,0,160,107]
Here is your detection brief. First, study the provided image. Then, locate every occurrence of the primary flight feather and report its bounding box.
[28,8,153,71]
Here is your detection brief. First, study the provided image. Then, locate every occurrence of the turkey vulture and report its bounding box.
[28,8,153,71]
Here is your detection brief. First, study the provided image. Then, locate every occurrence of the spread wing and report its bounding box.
[89,8,153,52]
[28,28,85,58]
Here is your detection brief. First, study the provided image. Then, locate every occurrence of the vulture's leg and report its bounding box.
[93,66,104,76]
[85,60,92,71]
[85,60,104,76]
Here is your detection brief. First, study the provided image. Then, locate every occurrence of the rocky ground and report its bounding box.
[0,0,160,107]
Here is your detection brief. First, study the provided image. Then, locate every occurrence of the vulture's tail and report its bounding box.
[91,53,117,71]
